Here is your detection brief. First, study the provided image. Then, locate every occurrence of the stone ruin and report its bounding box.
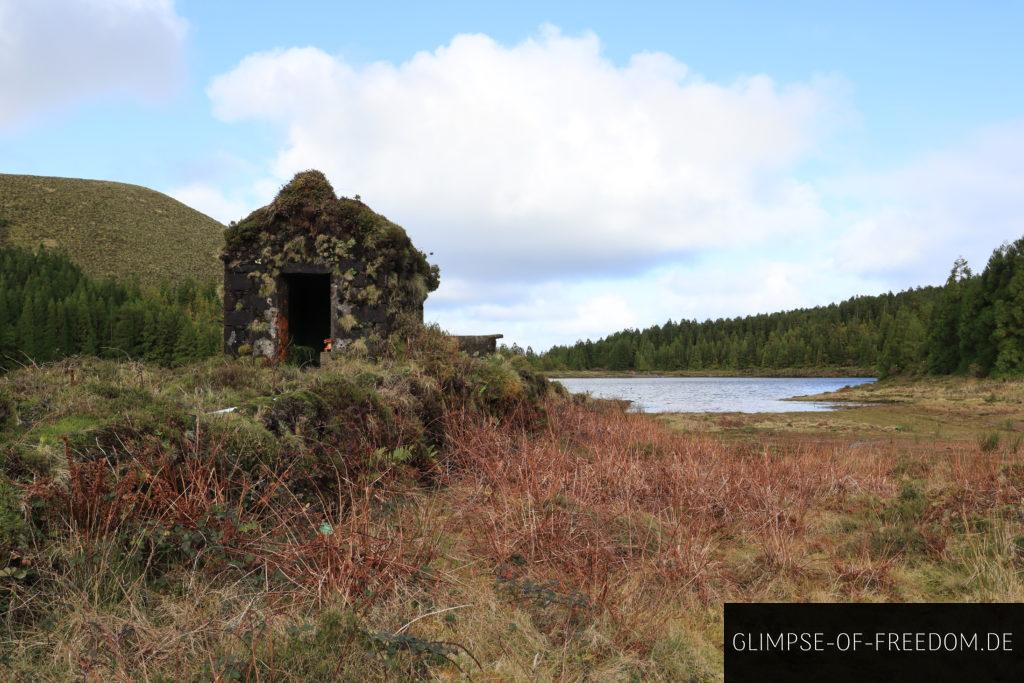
[222,170,440,362]
[452,334,504,356]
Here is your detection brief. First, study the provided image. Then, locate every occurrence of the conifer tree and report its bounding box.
[0,246,220,372]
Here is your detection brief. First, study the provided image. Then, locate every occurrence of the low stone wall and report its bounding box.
[454,334,503,356]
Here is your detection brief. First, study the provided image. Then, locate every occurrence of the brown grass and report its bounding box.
[5,369,1024,680]
[445,401,885,587]
[430,398,1024,674]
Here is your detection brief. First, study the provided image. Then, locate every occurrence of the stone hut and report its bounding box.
[222,170,440,362]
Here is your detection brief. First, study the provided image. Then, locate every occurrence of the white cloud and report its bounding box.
[830,120,1024,281]
[427,257,878,350]
[203,27,1023,349]
[0,0,187,128]
[207,27,841,281]
[430,282,643,351]
[167,183,246,224]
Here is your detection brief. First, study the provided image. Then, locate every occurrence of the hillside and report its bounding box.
[536,234,1024,378]
[0,174,224,287]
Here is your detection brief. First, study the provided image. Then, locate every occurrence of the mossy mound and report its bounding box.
[0,335,556,498]
[222,170,440,357]
[223,170,439,307]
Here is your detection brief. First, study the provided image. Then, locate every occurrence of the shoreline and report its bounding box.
[656,374,1024,442]
[543,368,878,379]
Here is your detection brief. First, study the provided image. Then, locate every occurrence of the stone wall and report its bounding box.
[222,171,439,361]
[454,334,504,356]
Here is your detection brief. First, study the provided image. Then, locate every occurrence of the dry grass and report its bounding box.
[3,361,1024,680]
[445,400,889,583]
[429,399,1024,677]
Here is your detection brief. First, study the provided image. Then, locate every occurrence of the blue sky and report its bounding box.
[2,1,1023,349]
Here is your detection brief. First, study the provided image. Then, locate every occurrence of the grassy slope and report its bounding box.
[2,351,1023,680]
[0,173,224,286]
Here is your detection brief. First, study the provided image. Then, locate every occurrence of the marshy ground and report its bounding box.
[2,351,1022,681]
[658,376,1024,445]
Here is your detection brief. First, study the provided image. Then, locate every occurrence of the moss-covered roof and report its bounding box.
[222,170,439,293]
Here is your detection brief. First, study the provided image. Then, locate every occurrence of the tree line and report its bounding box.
[0,246,220,372]
[3,234,1021,378]
[535,236,1024,377]
[927,237,1024,377]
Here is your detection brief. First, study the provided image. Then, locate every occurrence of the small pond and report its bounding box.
[553,376,876,413]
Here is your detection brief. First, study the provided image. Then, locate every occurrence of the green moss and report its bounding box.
[30,416,101,445]
[287,344,320,368]
[222,169,440,351]
[75,400,193,463]
[259,389,327,437]
[215,609,455,681]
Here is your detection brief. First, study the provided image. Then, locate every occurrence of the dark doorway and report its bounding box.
[284,273,331,356]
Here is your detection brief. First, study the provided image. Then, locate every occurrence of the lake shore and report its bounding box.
[543,366,878,379]
[658,375,1024,443]
[554,375,874,413]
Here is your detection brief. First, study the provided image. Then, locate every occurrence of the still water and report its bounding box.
[553,376,876,413]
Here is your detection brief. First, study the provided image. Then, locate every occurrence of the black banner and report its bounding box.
[724,603,1024,682]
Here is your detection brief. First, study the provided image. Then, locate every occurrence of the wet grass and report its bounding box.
[659,376,1024,443]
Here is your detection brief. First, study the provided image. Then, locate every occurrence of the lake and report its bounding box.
[553,376,876,413]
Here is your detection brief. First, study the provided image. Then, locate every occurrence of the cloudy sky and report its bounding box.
[2,1,1022,350]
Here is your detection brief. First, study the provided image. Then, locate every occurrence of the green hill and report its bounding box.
[0,173,224,287]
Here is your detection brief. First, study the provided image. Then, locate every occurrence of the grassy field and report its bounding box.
[2,351,1022,681]
[0,174,224,287]
[658,376,1024,445]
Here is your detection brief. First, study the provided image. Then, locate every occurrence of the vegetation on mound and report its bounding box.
[0,328,561,678]
[223,170,439,345]
[2,333,1023,679]
[0,174,224,287]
